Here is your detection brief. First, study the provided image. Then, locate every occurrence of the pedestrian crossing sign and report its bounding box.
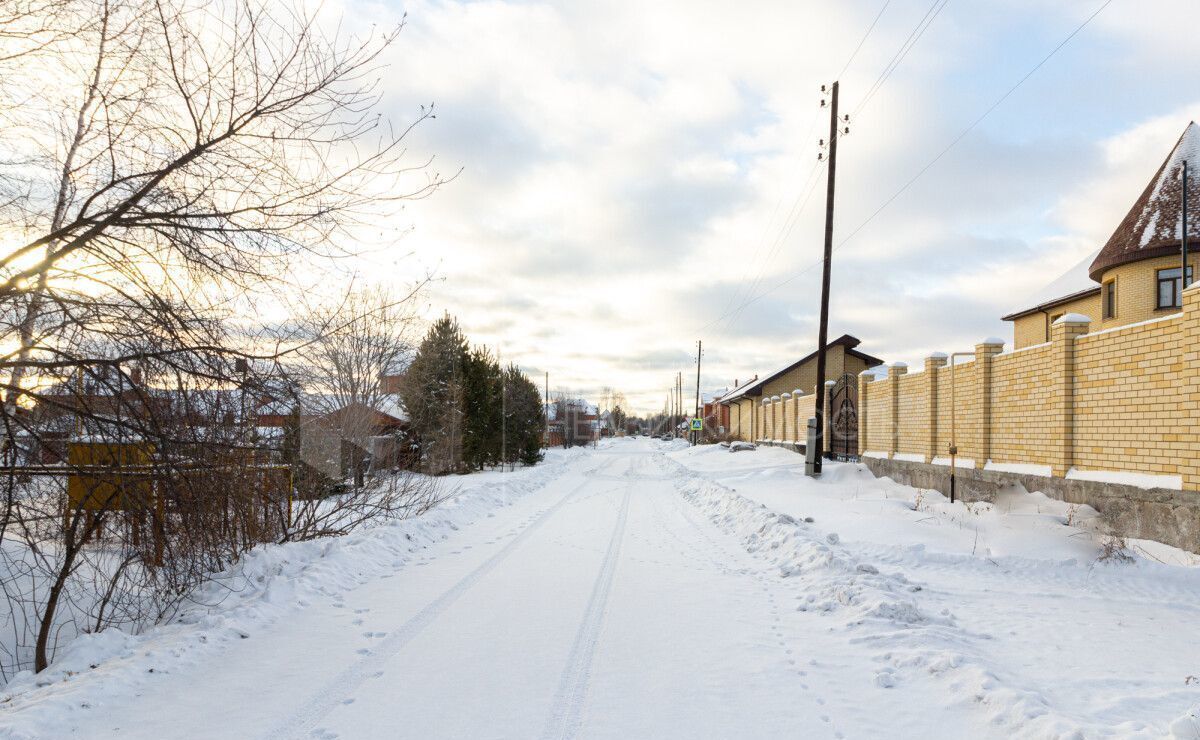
[690,418,703,431]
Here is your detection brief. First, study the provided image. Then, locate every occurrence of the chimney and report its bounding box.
[734,378,739,388]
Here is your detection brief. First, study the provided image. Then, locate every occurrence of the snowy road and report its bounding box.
[6,438,1200,739]
[27,442,964,739]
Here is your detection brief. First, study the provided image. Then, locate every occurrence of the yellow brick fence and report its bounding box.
[860,284,1200,491]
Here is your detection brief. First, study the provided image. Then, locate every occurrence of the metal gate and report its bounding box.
[828,373,858,461]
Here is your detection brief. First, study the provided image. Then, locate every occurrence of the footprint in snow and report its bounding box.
[356,648,371,656]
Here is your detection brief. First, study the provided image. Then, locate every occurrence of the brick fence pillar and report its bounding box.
[792,388,804,444]
[858,372,872,456]
[1048,316,1089,478]
[1183,285,1200,491]
[974,339,1005,469]
[781,392,791,441]
[924,353,947,463]
[887,363,907,459]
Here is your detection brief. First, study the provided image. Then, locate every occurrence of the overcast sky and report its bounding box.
[334,0,1200,413]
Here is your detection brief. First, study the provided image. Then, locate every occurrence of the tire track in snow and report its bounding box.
[262,477,591,740]
[540,486,632,740]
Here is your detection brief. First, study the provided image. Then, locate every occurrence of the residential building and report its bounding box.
[717,335,884,442]
[1005,122,1199,348]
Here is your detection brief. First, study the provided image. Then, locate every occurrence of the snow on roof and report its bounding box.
[1090,121,1200,280]
[1003,249,1101,320]
[375,396,409,422]
[1137,122,1200,247]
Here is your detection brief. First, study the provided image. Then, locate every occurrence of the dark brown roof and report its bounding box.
[716,334,883,403]
[1090,122,1200,281]
[1001,286,1100,321]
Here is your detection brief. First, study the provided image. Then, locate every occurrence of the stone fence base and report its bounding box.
[860,457,1200,554]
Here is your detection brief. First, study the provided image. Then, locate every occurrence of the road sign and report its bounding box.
[690,418,703,431]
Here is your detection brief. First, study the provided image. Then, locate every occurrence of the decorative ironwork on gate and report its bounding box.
[828,373,858,461]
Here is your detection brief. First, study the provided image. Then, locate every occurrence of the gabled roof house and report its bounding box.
[717,334,884,442]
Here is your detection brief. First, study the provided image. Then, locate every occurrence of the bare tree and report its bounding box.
[292,285,423,488]
[0,0,450,677]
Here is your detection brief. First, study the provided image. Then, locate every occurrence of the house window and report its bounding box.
[1156,266,1192,309]
[1102,279,1116,319]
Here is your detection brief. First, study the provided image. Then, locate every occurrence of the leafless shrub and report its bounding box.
[1097,535,1134,564]
[285,471,444,542]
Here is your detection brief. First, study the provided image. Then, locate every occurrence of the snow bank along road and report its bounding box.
[4,438,1200,739]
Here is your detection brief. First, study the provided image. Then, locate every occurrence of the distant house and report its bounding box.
[1004,122,1200,347]
[255,397,412,479]
[545,399,597,447]
[716,334,884,443]
[699,388,730,435]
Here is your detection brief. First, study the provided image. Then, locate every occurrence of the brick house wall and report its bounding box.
[1011,292,1103,349]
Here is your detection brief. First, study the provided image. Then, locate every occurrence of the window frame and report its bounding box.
[1102,279,1116,320]
[1155,266,1193,310]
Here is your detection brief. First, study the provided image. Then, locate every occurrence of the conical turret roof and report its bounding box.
[1089,122,1200,280]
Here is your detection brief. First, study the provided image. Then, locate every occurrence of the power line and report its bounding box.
[837,0,1115,251]
[853,0,951,119]
[703,1,897,336]
[710,162,825,334]
[715,107,824,328]
[700,0,1115,330]
[837,0,892,80]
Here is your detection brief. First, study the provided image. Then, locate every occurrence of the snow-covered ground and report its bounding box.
[2,438,1199,738]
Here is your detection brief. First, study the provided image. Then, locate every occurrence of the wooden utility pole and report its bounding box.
[544,372,549,444]
[678,372,684,436]
[811,81,847,476]
[693,340,702,446]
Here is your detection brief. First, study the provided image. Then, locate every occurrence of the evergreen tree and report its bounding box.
[462,346,502,470]
[399,314,469,474]
[502,364,545,466]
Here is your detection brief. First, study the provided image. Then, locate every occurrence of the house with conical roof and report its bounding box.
[1004,122,1200,347]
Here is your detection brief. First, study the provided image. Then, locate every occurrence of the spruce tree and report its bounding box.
[399,314,469,474]
[462,346,502,470]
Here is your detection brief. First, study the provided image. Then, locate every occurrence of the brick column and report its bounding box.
[887,363,907,459]
[781,392,791,441]
[857,373,871,456]
[924,353,947,463]
[1183,285,1200,491]
[760,398,769,441]
[792,388,803,444]
[974,339,1004,469]
[1048,317,1088,478]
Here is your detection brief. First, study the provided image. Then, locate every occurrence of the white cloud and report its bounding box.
[334,0,1200,412]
